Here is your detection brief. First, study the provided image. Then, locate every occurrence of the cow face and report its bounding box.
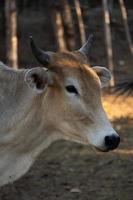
[28,37,120,152]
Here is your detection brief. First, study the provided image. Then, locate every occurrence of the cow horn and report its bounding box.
[30,35,50,65]
[79,34,94,56]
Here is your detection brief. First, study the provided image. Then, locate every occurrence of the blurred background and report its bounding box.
[0,0,133,200]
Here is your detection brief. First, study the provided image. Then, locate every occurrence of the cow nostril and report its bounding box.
[105,135,120,150]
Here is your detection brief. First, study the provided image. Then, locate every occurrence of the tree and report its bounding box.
[102,0,114,87]
[59,0,75,50]
[118,0,133,57]
[5,0,18,68]
[74,0,86,45]
[49,1,67,51]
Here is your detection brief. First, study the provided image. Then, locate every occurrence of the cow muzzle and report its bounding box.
[104,134,120,151]
[93,133,120,152]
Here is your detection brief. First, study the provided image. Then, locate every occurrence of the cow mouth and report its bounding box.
[93,146,110,152]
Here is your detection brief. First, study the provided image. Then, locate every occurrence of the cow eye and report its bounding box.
[65,85,79,95]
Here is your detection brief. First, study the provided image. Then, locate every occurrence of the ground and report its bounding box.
[0,94,132,200]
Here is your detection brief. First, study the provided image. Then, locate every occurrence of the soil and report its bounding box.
[0,95,132,200]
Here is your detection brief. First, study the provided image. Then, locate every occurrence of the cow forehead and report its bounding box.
[50,52,100,88]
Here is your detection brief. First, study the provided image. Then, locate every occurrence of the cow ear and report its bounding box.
[24,67,53,93]
[92,66,111,88]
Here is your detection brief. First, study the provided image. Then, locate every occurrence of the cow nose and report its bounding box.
[105,134,120,150]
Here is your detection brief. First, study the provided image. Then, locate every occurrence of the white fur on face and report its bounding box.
[85,108,118,151]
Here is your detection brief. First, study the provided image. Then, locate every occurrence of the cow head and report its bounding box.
[27,36,120,152]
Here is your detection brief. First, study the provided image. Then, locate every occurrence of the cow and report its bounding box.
[0,36,120,186]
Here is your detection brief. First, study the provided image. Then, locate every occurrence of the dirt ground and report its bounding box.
[0,95,132,200]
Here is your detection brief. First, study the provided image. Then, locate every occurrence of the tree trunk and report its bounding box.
[74,0,86,45]
[49,1,67,52]
[108,0,114,13]
[102,0,114,87]
[59,0,75,50]
[118,0,133,57]
[5,0,18,68]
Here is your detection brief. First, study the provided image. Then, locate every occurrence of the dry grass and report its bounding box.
[102,94,133,120]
